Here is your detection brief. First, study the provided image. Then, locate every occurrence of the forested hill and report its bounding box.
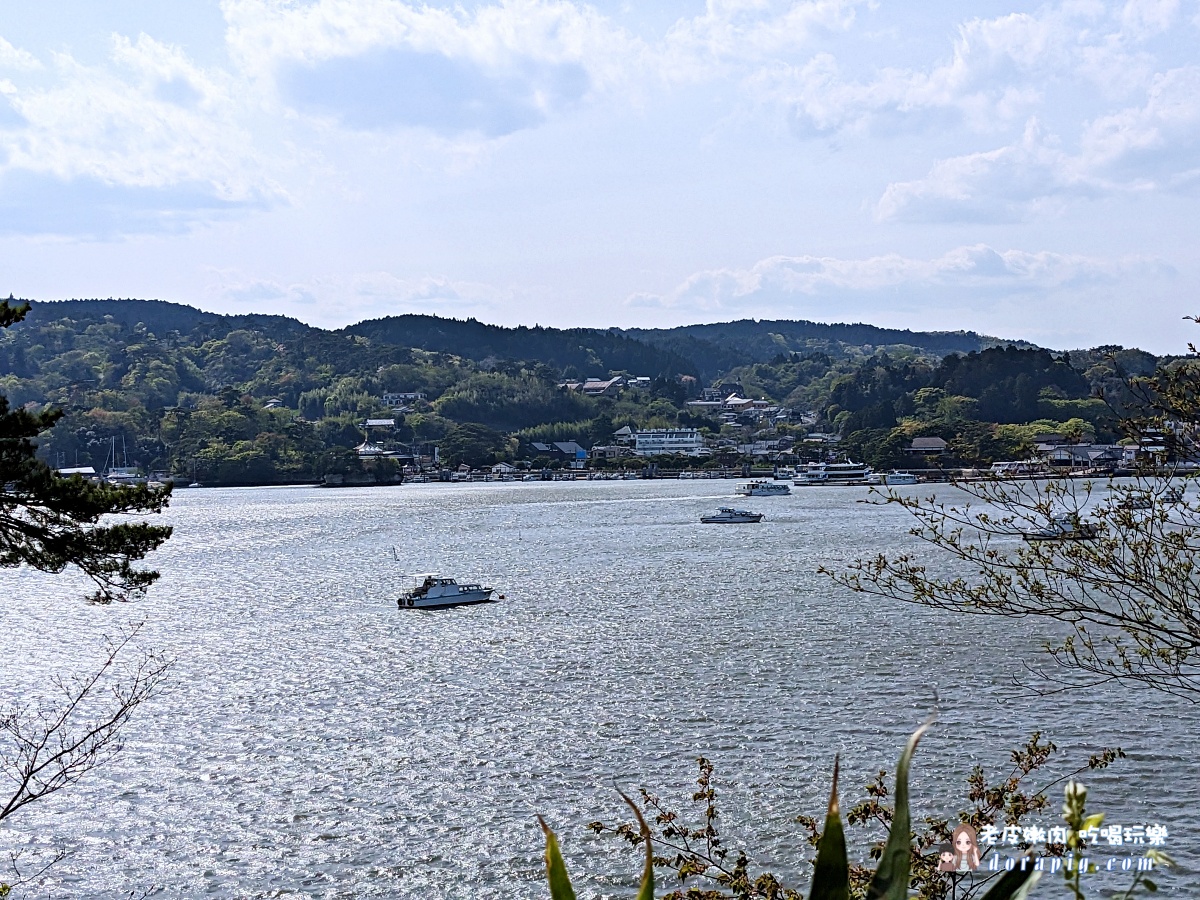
[623,319,1026,380]
[341,314,695,378]
[0,297,1167,485]
[24,298,317,340]
[22,300,1026,378]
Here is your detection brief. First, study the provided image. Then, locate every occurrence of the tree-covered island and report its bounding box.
[0,298,1168,486]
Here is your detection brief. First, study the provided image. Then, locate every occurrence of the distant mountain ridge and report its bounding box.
[341,314,697,378]
[24,297,317,338]
[621,319,1030,380]
[21,299,1031,379]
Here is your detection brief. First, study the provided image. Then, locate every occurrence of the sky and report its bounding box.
[0,0,1198,352]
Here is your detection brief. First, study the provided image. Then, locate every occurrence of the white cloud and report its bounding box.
[1079,64,1200,185]
[878,66,1200,222]
[0,33,282,234]
[222,0,644,135]
[0,37,41,72]
[1119,0,1180,37]
[353,272,510,311]
[662,0,863,79]
[632,245,1169,314]
[208,270,511,327]
[770,1,1193,141]
[876,120,1081,222]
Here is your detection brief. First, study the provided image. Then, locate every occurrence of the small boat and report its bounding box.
[397,574,496,609]
[1116,495,1153,511]
[1021,517,1099,542]
[701,507,764,524]
[1116,488,1183,510]
[735,480,791,496]
[881,471,919,486]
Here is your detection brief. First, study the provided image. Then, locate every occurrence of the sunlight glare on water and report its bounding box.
[0,481,1195,898]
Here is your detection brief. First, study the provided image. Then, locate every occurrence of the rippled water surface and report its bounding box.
[1,481,1196,898]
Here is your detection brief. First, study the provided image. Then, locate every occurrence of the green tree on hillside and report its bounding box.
[0,298,175,893]
[439,423,508,468]
[0,300,173,604]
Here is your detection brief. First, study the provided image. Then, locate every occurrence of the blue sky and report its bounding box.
[0,0,1197,352]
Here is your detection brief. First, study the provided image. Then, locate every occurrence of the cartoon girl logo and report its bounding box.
[944,823,980,872]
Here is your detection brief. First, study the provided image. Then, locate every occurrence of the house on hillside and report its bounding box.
[383,392,426,407]
[907,437,948,456]
[580,377,624,396]
[589,444,631,460]
[530,441,589,468]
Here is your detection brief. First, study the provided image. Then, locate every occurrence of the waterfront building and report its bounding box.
[632,428,705,456]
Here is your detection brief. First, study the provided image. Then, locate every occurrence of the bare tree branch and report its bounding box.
[0,623,172,822]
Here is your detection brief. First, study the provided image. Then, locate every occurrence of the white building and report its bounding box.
[633,428,705,456]
[382,391,426,406]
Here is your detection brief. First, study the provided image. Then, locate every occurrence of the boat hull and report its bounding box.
[398,588,495,609]
[1021,530,1097,542]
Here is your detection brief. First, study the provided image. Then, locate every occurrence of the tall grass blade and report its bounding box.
[619,791,656,900]
[979,864,1041,899]
[809,756,850,900]
[866,718,934,900]
[538,815,578,900]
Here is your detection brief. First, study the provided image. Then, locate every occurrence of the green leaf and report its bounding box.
[866,719,933,900]
[539,816,578,900]
[619,791,656,900]
[808,756,850,900]
[1144,878,1158,892]
[979,863,1041,900]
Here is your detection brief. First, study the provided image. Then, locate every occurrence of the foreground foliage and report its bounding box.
[541,725,1164,900]
[829,338,1200,698]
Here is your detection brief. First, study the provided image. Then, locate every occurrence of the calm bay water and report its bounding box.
[0,481,1196,898]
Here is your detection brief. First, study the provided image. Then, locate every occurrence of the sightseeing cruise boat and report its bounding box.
[794,461,874,486]
[397,575,496,609]
[881,471,919,486]
[735,480,791,496]
[701,507,764,524]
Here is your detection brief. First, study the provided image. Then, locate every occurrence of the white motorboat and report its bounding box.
[700,507,764,524]
[1021,517,1099,542]
[882,471,919,486]
[735,480,791,496]
[397,574,496,609]
[794,461,874,486]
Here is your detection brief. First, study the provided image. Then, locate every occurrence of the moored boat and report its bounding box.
[735,480,791,496]
[882,471,919,486]
[794,460,874,486]
[397,574,496,609]
[1021,517,1099,542]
